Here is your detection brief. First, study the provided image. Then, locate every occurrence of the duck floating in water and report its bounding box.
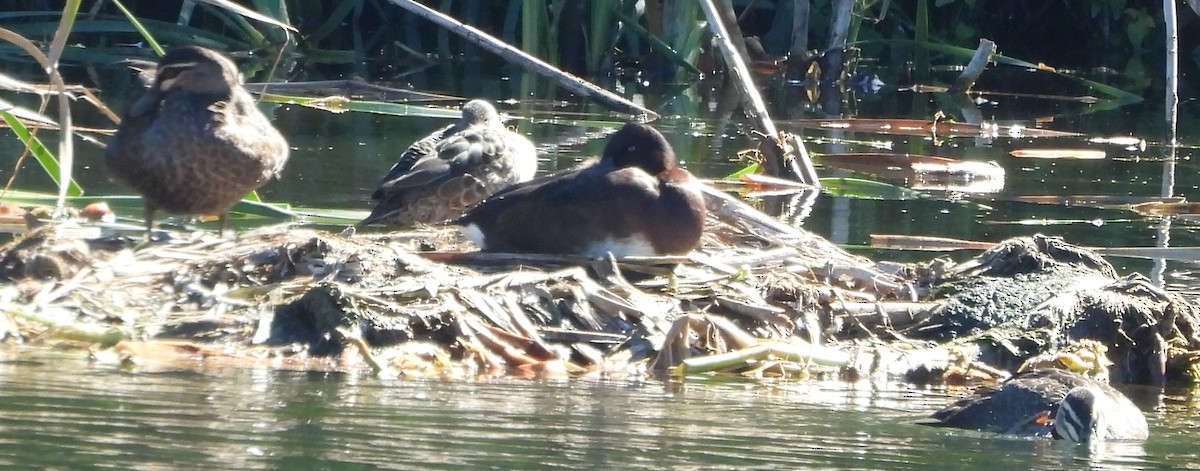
[454,122,706,257]
[359,99,537,227]
[106,45,290,235]
[922,368,1149,442]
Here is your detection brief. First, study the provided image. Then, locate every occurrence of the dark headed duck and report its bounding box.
[105,45,290,235]
[359,99,538,227]
[455,122,706,257]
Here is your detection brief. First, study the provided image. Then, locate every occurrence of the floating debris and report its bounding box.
[786,118,1082,139]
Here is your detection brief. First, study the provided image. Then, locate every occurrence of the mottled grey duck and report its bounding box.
[358,99,537,227]
[921,368,1149,442]
[105,45,289,236]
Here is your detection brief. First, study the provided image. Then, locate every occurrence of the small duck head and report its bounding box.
[602,122,677,175]
[1055,387,1099,442]
[1055,384,1150,443]
[460,99,502,127]
[132,46,241,117]
[155,46,241,96]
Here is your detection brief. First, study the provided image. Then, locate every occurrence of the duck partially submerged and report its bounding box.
[454,122,706,257]
[105,45,290,235]
[922,368,1149,442]
[359,99,537,227]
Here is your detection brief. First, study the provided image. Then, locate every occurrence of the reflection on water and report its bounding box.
[0,349,1193,470]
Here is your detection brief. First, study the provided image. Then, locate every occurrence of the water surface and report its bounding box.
[1,350,1196,470]
[5,47,1200,470]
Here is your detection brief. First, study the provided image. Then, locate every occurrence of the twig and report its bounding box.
[949,38,997,94]
[386,0,658,119]
[696,0,817,184]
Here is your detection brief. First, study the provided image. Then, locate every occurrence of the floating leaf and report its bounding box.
[818,177,928,200]
[1010,149,1106,159]
[870,234,993,251]
[1009,195,1183,209]
[738,173,807,190]
[1129,201,1200,217]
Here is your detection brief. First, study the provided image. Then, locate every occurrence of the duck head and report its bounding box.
[131,46,241,117]
[1054,387,1099,442]
[1055,385,1150,442]
[155,46,241,96]
[602,122,677,175]
[460,99,502,127]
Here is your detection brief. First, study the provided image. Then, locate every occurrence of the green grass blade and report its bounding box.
[521,0,544,60]
[724,163,760,179]
[866,39,1142,104]
[261,94,463,118]
[0,109,83,197]
[0,191,294,220]
[614,9,701,76]
[111,0,165,56]
[818,177,926,200]
[4,19,254,51]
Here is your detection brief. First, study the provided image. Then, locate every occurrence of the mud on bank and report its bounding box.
[1,194,1198,384]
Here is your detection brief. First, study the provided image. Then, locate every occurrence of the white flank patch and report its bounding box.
[583,236,655,258]
[512,137,538,181]
[460,223,488,250]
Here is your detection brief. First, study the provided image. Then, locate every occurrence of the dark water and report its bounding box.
[6,48,1200,469]
[0,349,1197,470]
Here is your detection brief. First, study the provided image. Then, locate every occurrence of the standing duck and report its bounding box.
[922,368,1149,442]
[455,122,706,257]
[358,99,537,227]
[105,45,290,236]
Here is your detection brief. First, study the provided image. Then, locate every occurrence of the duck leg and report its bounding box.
[218,212,231,239]
[143,204,157,238]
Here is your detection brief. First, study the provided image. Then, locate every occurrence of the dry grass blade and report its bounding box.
[0,28,53,70]
[45,2,80,215]
[46,0,81,70]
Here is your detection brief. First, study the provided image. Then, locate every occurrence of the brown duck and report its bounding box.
[455,122,706,257]
[105,45,289,235]
[358,99,537,227]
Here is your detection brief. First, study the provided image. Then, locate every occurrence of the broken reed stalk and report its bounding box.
[949,38,996,94]
[1165,0,1179,146]
[673,341,851,375]
[788,0,809,77]
[696,0,819,186]
[821,0,853,84]
[387,0,659,120]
